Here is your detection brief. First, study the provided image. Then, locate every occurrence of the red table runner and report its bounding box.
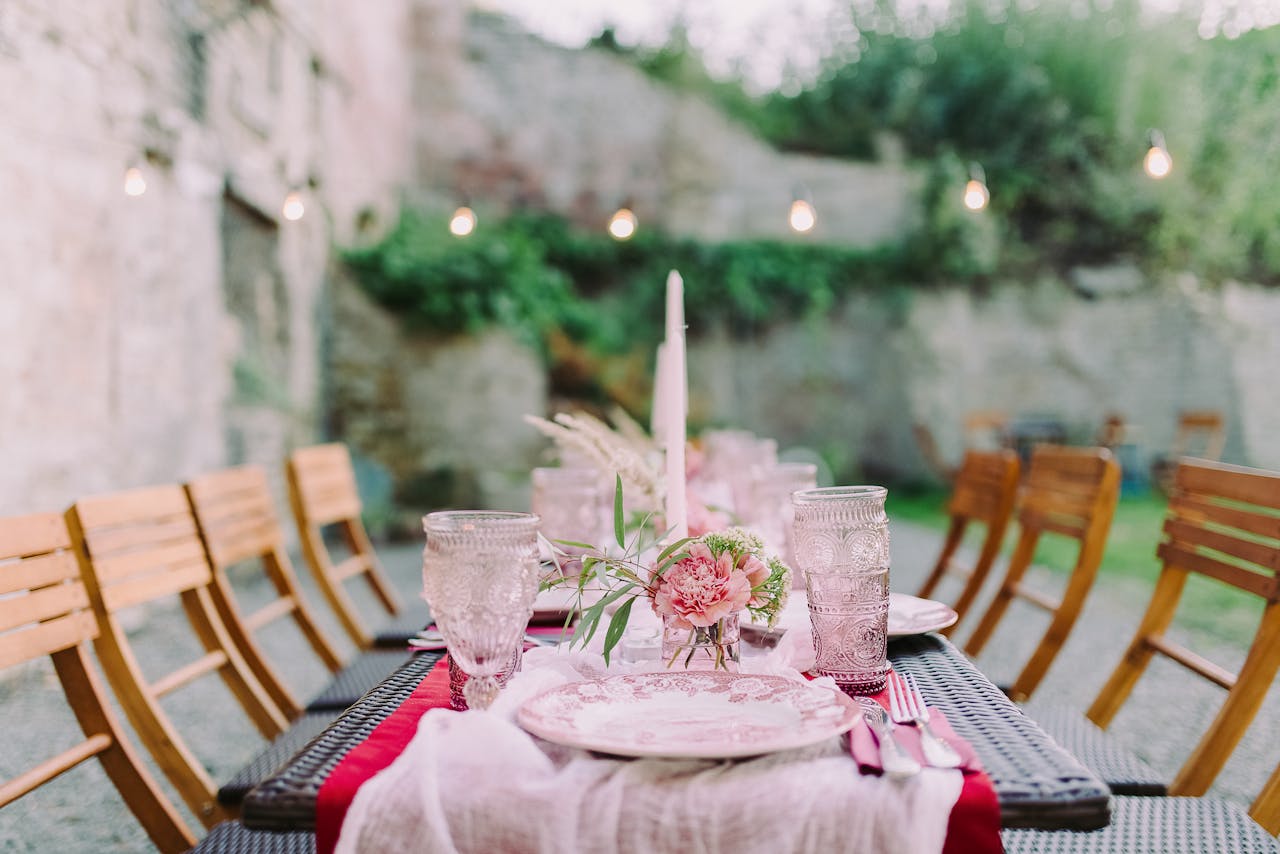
[316,660,1003,854]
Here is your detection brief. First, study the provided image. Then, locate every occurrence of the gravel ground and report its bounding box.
[2,521,1277,851]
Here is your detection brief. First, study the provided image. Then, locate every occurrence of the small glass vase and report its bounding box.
[661,613,741,672]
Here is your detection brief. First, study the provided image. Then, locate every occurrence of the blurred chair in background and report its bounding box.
[286,443,426,649]
[965,445,1121,701]
[187,465,410,719]
[916,449,1020,633]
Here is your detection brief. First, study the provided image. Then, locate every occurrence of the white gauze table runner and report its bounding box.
[337,627,962,854]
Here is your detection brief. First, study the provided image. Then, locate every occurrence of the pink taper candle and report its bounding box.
[664,270,688,541]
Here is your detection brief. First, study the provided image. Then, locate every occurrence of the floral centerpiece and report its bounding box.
[545,477,790,671]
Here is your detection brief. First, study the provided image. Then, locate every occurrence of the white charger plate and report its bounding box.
[743,592,958,641]
[517,671,860,759]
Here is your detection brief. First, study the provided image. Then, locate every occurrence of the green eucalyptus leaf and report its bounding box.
[600,597,635,666]
[613,475,625,549]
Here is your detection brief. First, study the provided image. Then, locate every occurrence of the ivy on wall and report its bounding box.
[341,209,932,356]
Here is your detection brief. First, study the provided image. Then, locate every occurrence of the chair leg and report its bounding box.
[1171,602,1280,796]
[1086,569,1188,728]
[965,529,1037,657]
[917,518,965,600]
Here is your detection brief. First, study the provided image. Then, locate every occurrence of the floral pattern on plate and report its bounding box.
[516,671,860,759]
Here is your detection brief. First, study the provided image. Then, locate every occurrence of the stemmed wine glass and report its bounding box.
[421,511,541,710]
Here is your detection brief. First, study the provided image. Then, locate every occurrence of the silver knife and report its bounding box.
[856,698,921,779]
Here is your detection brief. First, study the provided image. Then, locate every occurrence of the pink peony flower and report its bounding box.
[652,542,751,629]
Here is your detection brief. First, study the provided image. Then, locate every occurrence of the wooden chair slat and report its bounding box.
[1169,493,1280,542]
[1021,488,1099,522]
[0,733,112,808]
[83,517,199,557]
[184,466,266,503]
[206,516,281,567]
[1156,542,1274,599]
[197,492,279,532]
[1018,507,1088,539]
[73,485,191,530]
[296,491,362,527]
[1176,459,1280,509]
[92,539,209,584]
[0,582,90,633]
[1164,517,1280,573]
[0,611,98,670]
[242,596,298,632]
[1145,634,1236,690]
[0,551,81,596]
[99,560,211,612]
[0,513,71,559]
[149,650,229,699]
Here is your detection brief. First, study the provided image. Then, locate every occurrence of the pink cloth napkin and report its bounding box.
[849,705,983,775]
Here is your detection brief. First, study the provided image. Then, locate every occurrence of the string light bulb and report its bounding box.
[963,163,990,212]
[608,206,637,241]
[449,206,476,237]
[123,164,147,197]
[1144,129,1172,179]
[789,184,817,233]
[281,189,305,221]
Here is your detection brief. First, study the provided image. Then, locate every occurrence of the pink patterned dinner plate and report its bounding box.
[516,672,860,759]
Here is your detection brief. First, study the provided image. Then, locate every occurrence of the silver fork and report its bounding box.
[887,672,963,769]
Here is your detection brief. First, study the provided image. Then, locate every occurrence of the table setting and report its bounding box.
[240,268,1110,852]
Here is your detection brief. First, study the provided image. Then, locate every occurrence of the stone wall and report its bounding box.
[691,272,1280,481]
[0,0,417,516]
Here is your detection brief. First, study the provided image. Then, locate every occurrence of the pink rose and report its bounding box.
[651,542,751,629]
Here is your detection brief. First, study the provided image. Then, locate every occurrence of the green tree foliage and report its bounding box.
[603,0,1280,283]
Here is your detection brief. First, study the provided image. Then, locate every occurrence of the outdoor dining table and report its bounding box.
[241,631,1110,850]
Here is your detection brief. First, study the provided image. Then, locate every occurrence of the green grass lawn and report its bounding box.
[888,488,1264,648]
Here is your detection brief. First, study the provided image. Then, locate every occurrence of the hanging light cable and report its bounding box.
[1143,129,1173,179]
[963,163,990,211]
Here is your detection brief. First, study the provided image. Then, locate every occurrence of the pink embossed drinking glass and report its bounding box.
[790,486,890,695]
[421,511,541,710]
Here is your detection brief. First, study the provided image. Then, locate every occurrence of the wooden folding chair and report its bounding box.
[915,449,1020,632]
[964,445,1121,701]
[187,465,409,718]
[286,444,424,649]
[65,486,332,828]
[0,512,197,853]
[1034,458,1280,798]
